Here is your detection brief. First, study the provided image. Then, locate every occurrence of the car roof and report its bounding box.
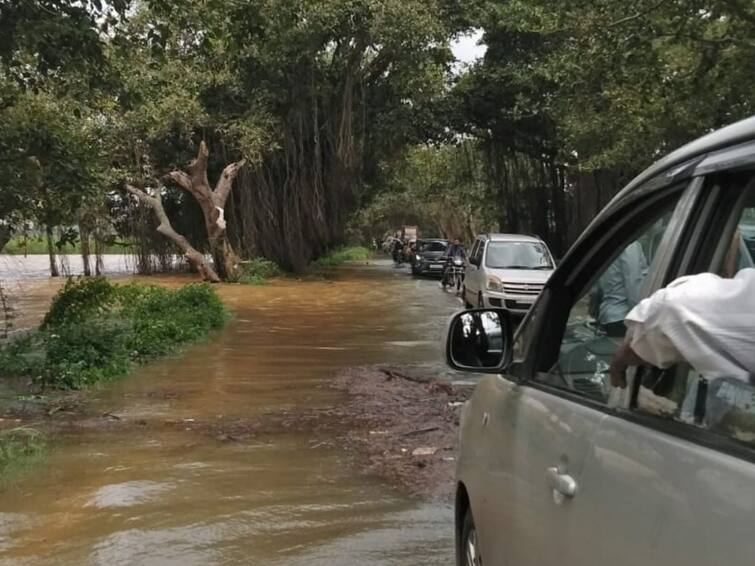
[479,233,543,243]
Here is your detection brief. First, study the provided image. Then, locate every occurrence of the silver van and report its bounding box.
[445,116,755,566]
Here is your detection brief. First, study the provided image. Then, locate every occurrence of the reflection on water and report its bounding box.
[0,258,460,565]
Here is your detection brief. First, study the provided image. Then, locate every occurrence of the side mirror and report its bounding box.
[468,257,478,267]
[445,308,513,373]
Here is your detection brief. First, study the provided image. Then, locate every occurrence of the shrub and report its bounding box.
[125,283,226,359]
[312,246,372,268]
[237,257,282,284]
[0,278,228,389]
[42,277,115,330]
[44,319,131,388]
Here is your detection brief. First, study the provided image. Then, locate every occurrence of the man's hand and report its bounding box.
[610,341,645,389]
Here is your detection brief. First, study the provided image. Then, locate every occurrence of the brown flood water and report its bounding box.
[0,256,463,565]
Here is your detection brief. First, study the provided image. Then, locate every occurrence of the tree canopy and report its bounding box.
[1,0,754,271]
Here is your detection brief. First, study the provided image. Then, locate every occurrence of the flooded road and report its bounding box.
[0,258,464,565]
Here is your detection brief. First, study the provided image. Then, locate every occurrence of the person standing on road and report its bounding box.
[593,241,648,337]
[392,237,404,266]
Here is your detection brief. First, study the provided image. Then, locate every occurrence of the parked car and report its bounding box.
[446,116,755,566]
[411,238,449,276]
[463,234,555,314]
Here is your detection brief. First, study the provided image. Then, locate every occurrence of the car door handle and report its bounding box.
[546,467,578,499]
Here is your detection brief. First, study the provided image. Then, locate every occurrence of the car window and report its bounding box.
[635,179,755,447]
[537,198,682,403]
[421,241,447,252]
[472,240,484,265]
[468,240,478,260]
[484,241,553,270]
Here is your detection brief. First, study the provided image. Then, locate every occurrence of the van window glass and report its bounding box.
[538,199,682,403]
[485,241,553,270]
[636,180,755,447]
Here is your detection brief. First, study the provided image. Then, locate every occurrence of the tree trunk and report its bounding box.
[165,142,245,281]
[125,184,220,282]
[94,233,104,276]
[45,225,60,277]
[80,224,92,277]
[0,225,11,254]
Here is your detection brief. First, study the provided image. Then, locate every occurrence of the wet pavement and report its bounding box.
[0,256,464,565]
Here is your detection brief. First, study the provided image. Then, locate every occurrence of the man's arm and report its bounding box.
[610,340,646,389]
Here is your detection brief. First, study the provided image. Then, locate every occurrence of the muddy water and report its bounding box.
[0,258,463,565]
[0,255,133,337]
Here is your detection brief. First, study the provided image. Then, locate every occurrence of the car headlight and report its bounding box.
[487,277,503,293]
[416,255,421,261]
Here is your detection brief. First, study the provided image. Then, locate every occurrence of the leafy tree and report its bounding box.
[450,0,755,255]
[0,91,104,273]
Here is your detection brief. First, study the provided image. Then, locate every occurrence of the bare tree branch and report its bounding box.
[214,159,247,206]
[606,0,672,29]
[125,184,220,282]
[188,140,211,189]
[164,170,192,191]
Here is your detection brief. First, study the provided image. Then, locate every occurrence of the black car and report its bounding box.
[411,239,449,276]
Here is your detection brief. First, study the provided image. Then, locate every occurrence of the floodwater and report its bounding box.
[0,254,132,338]
[0,256,464,565]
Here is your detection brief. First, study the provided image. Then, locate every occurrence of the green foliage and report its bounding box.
[312,246,372,268]
[42,277,116,329]
[44,319,131,388]
[236,258,283,285]
[354,143,495,244]
[0,427,47,487]
[122,283,226,359]
[0,89,107,239]
[0,278,228,389]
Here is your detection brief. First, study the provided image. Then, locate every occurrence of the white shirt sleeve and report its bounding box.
[625,269,755,381]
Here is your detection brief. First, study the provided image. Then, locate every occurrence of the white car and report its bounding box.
[463,234,554,314]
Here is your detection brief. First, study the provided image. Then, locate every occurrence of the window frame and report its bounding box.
[626,172,755,461]
[471,238,484,266]
[503,142,755,463]
[520,180,700,401]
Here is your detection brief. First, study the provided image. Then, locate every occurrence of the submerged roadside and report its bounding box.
[0,260,464,565]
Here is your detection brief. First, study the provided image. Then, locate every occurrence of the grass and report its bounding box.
[3,236,133,255]
[237,247,372,283]
[0,277,228,389]
[311,246,372,269]
[0,427,47,488]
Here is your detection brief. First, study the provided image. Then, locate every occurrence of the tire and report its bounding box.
[460,509,482,566]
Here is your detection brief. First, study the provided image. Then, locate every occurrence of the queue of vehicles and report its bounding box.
[388,233,557,318]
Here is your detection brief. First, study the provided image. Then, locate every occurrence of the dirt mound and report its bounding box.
[332,364,473,499]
